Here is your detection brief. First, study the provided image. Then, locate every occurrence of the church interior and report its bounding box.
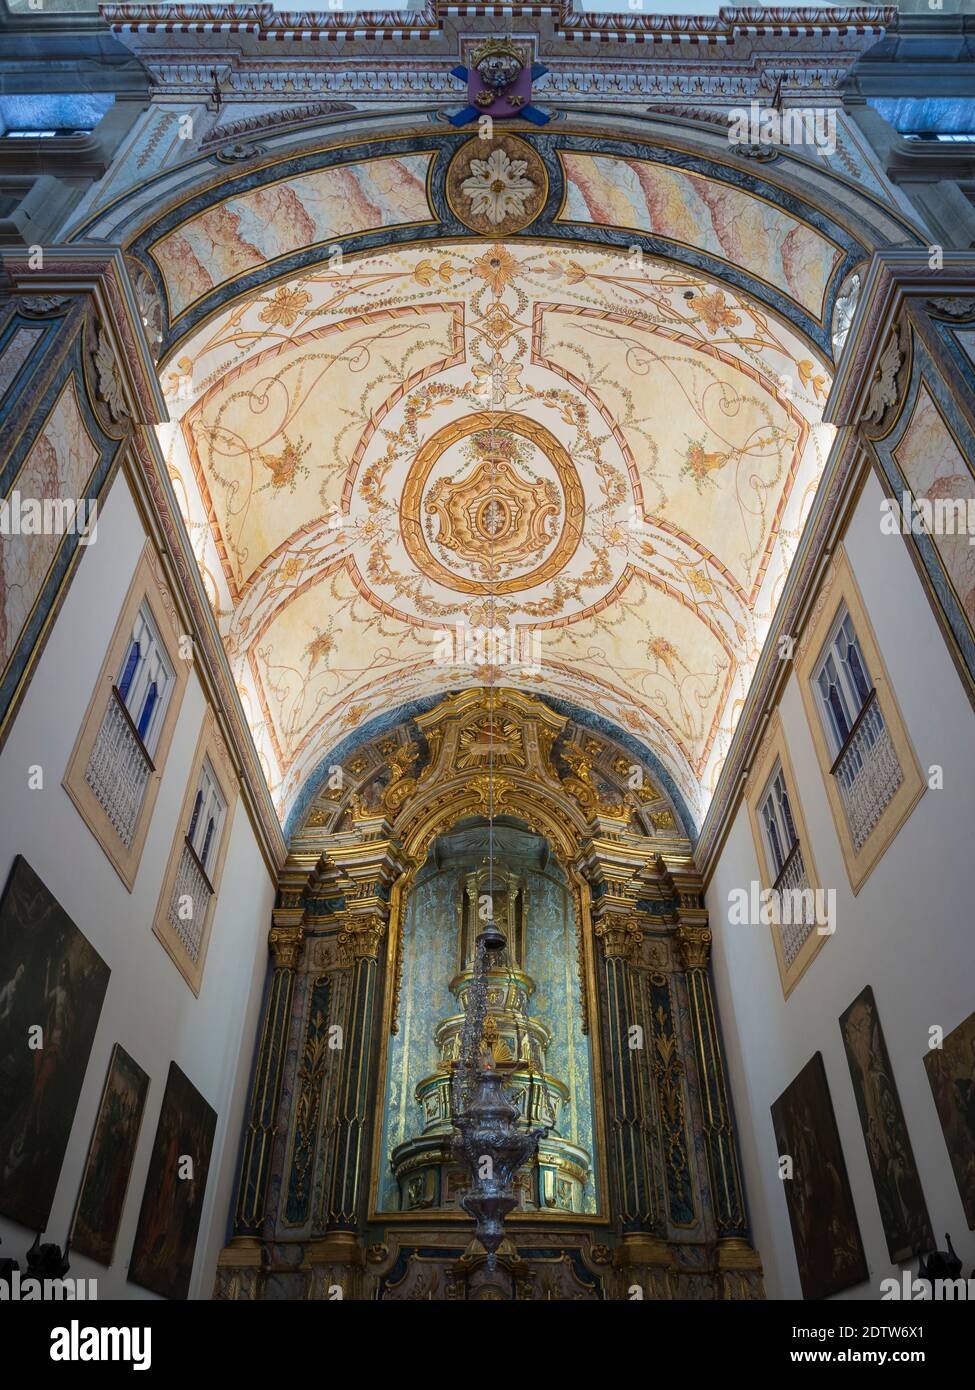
[0,0,974,1313]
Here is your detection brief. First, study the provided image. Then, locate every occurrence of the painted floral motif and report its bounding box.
[688,290,741,335]
[681,437,732,491]
[259,286,312,329]
[471,246,521,295]
[460,148,535,227]
[164,241,831,824]
[257,435,310,492]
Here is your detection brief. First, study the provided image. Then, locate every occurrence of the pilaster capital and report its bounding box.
[337,911,387,962]
[593,910,643,963]
[269,917,305,970]
[676,922,712,971]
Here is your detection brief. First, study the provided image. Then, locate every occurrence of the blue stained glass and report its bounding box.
[118,640,140,701]
[137,682,157,741]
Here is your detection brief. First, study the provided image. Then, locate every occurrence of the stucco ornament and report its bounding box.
[862,325,905,425]
[460,148,535,227]
[831,269,862,362]
[93,327,129,421]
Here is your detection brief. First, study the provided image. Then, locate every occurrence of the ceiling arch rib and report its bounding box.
[156,234,834,829]
[127,127,871,359]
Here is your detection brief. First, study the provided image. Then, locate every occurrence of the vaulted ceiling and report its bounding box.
[157,233,833,827]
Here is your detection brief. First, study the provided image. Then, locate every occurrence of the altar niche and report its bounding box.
[376,819,599,1217]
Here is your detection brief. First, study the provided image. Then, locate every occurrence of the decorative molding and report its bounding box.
[19,295,72,317]
[794,545,925,895]
[93,326,130,423]
[861,320,906,426]
[269,921,305,969]
[201,101,357,149]
[593,911,643,963]
[337,911,387,962]
[675,923,712,971]
[926,296,975,322]
[100,6,893,105]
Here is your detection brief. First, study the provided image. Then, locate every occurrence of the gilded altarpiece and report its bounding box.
[216,689,764,1300]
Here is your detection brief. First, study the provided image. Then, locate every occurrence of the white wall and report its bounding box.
[0,472,275,1298]
[708,468,975,1299]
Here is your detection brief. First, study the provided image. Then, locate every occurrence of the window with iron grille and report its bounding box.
[167,758,227,969]
[813,607,904,853]
[83,602,175,848]
[759,762,814,971]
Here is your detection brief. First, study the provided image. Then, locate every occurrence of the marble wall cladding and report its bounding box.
[151,153,434,317]
[1,377,99,676]
[892,381,975,632]
[0,326,44,409]
[558,152,842,321]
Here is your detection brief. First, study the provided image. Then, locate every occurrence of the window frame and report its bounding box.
[152,708,238,995]
[116,601,176,757]
[746,715,826,998]
[62,542,189,891]
[796,546,924,894]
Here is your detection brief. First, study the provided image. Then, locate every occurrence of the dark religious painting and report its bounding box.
[771,1052,868,1299]
[923,1008,975,1228]
[71,1045,150,1265]
[840,987,933,1262]
[129,1062,217,1299]
[0,856,110,1230]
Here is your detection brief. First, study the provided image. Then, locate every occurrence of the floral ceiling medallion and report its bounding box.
[446,134,547,236]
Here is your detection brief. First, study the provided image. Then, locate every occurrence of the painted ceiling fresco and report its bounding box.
[157,233,833,827]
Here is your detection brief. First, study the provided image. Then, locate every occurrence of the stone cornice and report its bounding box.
[102,4,894,42]
[826,250,975,428]
[1,245,166,426]
[101,5,894,102]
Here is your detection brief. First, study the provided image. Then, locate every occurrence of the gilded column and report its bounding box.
[232,909,305,1239]
[323,824,408,1234]
[675,914,762,1293]
[674,917,747,1241]
[326,911,386,1229]
[593,910,659,1235]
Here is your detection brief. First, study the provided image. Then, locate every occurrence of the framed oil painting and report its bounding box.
[128,1062,217,1299]
[923,1008,975,1228]
[771,1051,868,1299]
[71,1044,150,1265]
[0,855,110,1230]
[840,986,933,1262]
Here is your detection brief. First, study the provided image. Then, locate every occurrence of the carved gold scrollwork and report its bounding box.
[593,912,643,962]
[337,912,387,962]
[676,923,712,970]
[269,923,304,970]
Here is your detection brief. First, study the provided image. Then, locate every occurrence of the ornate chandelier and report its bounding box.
[448,406,545,1267]
[450,920,545,1265]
